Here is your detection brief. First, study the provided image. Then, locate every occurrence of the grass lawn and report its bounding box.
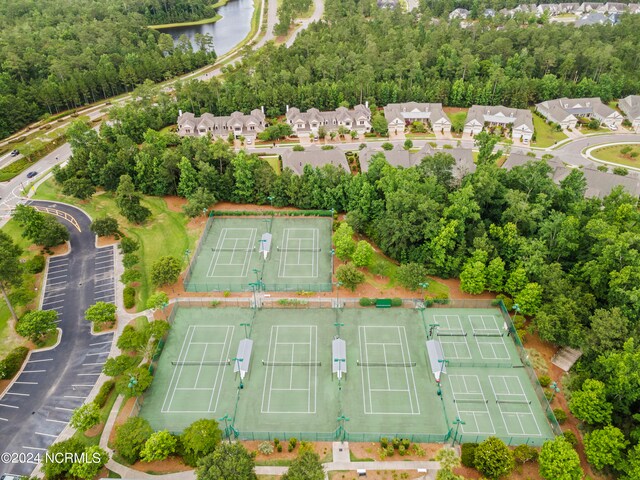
[365,250,449,298]
[447,111,468,135]
[531,115,567,148]
[72,387,120,447]
[33,179,201,310]
[592,144,640,168]
[406,133,436,139]
[260,155,282,174]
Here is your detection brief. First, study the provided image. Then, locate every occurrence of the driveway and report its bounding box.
[0,201,115,477]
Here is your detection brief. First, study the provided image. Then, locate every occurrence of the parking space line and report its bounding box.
[29,358,53,362]
[78,373,100,376]
[55,407,73,411]
[48,281,67,287]
[90,341,111,346]
[86,352,108,356]
[14,381,37,385]
[43,299,65,305]
[95,260,113,266]
[48,274,67,280]
[36,432,58,438]
[44,292,65,299]
[46,419,68,424]
[0,417,7,421]
[21,370,46,373]
[95,288,114,294]
[5,392,29,396]
[0,404,18,408]
[23,446,47,451]
[64,396,85,399]
[72,384,94,387]
[82,362,105,366]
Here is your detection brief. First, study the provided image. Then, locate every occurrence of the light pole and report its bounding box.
[549,381,560,403]
[513,303,521,315]
[335,281,343,308]
[333,322,344,337]
[233,357,244,388]
[161,301,169,319]
[202,207,207,217]
[252,268,261,283]
[419,281,429,299]
[240,322,250,338]
[331,248,336,274]
[267,195,274,207]
[337,414,349,441]
[218,414,231,443]
[184,248,191,266]
[128,376,138,395]
[451,417,466,446]
[428,323,440,340]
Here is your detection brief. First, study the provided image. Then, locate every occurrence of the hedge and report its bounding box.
[94,380,115,408]
[123,286,136,309]
[359,297,374,306]
[390,298,403,307]
[24,255,46,274]
[0,346,29,379]
[461,443,478,468]
[211,210,332,217]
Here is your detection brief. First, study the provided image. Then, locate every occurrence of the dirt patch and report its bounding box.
[435,278,495,300]
[85,421,105,438]
[97,235,119,247]
[47,242,70,256]
[330,472,427,480]
[165,196,188,212]
[350,442,440,462]
[128,456,193,474]
[109,396,137,446]
[244,441,333,463]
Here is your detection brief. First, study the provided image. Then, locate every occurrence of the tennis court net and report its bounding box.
[276,247,322,252]
[171,360,231,366]
[211,247,256,252]
[496,395,531,405]
[453,396,488,404]
[437,330,467,337]
[262,361,322,366]
[473,330,504,337]
[357,361,417,367]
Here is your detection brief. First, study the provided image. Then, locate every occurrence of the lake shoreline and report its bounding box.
[148,14,223,30]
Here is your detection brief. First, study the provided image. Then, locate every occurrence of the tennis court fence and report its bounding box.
[183,214,216,288]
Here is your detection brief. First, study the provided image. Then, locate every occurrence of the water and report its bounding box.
[157,0,254,56]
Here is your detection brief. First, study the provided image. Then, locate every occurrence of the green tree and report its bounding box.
[513,282,543,316]
[141,430,178,462]
[486,257,506,292]
[42,438,85,480]
[183,187,216,218]
[70,402,101,432]
[90,216,119,237]
[352,240,374,267]
[116,366,153,397]
[505,267,527,297]
[103,354,140,377]
[371,113,389,136]
[13,205,69,248]
[62,177,96,199]
[69,445,109,480]
[336,262,365,291]
[332,222,356,261]
[0,231,23,321]
[569,379,613,426]
[584,308,629,357]
[435,447,461,472]
[473,437,514,479]
[281,451,324,480]
[151,256,182,286]
[460,260,486,294]
[16,310,57,342]
[181,418,222,466]
[178,157,199,198]
[117,325,148,352]
[197,442,257,480]
[474,132,502,165]
[116,174,151,224]
[146,291,170,313]
[84,301,117,326]
[538,437,583,480]
[396,263,429,291]
[584,425,628,471]
[513,444,538,465]
[403,139,413,150]
[114,417,154,464]
[623,444,640,480]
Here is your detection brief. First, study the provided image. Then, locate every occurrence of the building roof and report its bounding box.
[177,110,266,134]
[536,97,620,122]
[359,144,435,172]
[619,95,640,120]
[575,11,612,25]
[383,103,451,126]
[281,146,350,175]
[466,105,534,132]
[286,105,370,131]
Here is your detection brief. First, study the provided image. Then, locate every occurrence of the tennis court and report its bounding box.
[139,306,553,445]
[185,216,332,292]
[424,308,554,445]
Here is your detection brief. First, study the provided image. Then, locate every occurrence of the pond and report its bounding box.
[157,0,254,56]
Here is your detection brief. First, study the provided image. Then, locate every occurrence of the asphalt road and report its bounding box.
[0,201,114,477]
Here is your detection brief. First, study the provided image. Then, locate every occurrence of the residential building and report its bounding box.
[502,153,640,198]
[536,97,623,129]
[285,104,371,139]
[449,8,470,19]
[483,8,496,17]
[619,95,640,132]
[281,146,350,175]
[177,109,266,140]
[577,2,604,12]
[359,144,436,172]
[464,105,534,141]
[604,2,627,13]
[575,11,615,24]
[537,4,561,15]
[383,103,452,133]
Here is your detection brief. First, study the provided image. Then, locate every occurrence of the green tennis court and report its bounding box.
[139,306,555,445]
[184,216,332,292]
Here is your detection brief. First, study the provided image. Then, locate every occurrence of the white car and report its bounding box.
[608,124,617,131]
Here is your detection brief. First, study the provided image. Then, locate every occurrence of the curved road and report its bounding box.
[0,201,115,477]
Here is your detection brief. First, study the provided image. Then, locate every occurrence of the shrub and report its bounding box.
[359,297,374,307]
[122,253,139,268]
[336,262,365,291]
[121,269,141,284]
[538,375,551,388]
[380,437,389,448]
[386,444,394,456]
[401,438,411,449]
[513,444,538,465]
[563,430,578,448]
[411,444,426,456]
[114,417,153,463]
[381,142,393,150]
[554,408,568,424]
[24,254,46,274]
[597,164,608,172]
[495,294,513,311]
[398,445,406,456]
[288,437,297,452]
[474,437,514,479]
[277,444,283,452]
[123,286,136,308]
[91,216,119,237]
[321,145,334,150]
[258,441,274,455]
[292,145,305,151]
[391,298,403,307]
[119,236,140,254]
[392,437,401,449]
[0,346,29,379]
[94,380,115,407]
[613,166,629,176]
[460,443,478,467]
[273,438,280,446]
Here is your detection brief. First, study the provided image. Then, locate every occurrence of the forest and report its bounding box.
[0,0,217,139]
[48,84,640,477]
[174,0,640,120]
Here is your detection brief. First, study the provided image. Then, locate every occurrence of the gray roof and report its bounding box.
[285,105,370,132]
[383,103,450,126]
[359,144,435,172]
[449,148,477,179]
[503,153,640,198]
[619,95,640,120]
[575,11,612,25]
[466,105,534,132]
[177,110,266,135]
[281,146,350,175]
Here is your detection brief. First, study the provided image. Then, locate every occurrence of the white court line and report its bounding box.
[0,403,18,408]
[36,432,58,438]
[363,327,374,414]
[261,326,276,413]
[162,325,196,412]
[267,326,280,413]
[14,381,37,385]
[208,326,235,413]
[399,325,420,414]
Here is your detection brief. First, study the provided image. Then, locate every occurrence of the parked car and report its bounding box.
[26,171,38,178]
[10,149,19,156]
[1,474,23,480]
